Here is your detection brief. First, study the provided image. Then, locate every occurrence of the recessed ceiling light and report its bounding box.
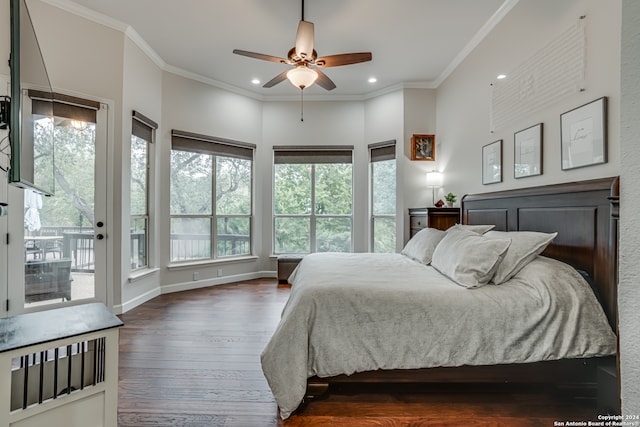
[368,77,377,83]
[251,78,261,85]
[496,74,507,80]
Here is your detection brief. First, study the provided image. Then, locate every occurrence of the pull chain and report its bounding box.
[300,89,304,122]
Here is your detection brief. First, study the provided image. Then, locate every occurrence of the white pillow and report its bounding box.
[431,227,511,288]
[484,230,558,284]
[447,224,495,234]
[401,228,447,264]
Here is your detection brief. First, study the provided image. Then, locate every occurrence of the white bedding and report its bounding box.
[261,252,617,419]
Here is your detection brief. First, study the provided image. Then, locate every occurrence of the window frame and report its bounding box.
[272,146,354,254]
[369,140,397,253]
[170,130,255,263]
[130,110,156,272]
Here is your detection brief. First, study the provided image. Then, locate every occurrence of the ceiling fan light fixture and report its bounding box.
[287,66,318,89]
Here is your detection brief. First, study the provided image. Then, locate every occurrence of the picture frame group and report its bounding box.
[481,96,607,184]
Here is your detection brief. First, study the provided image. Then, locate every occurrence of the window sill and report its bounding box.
[128,267,160,283]
[167,255,258,271]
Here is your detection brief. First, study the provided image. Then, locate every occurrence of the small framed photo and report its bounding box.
[482,140,502,185]
[514,123,543,179]
[561,97,608,170]
[411,134,435,161]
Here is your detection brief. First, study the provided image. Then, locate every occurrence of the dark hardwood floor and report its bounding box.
[117,278,598,427]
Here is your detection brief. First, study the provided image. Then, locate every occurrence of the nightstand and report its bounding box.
[408,207,460,237]
[277,254,304,284]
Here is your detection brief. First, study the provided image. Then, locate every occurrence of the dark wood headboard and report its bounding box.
[461,177,619,329]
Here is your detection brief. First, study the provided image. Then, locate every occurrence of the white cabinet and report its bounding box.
[0,303,122,427]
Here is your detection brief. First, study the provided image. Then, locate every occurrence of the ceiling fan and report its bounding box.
[232,0,372,91]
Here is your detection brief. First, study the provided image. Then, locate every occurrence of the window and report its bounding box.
[130,111,157,271]
[170,130,254,262]
[369,140,396,252]
[273,146,353,254]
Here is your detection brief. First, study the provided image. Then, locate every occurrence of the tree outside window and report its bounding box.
[170,131,254,262]
[273,147,353,254]
[370,141,396,253]
[130,134,149,270]
[130,112,157,271]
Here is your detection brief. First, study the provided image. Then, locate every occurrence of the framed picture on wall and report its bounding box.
[514,123,543,179]
[561,97,608,170]
[411,134,435,161]
[482,139,502,185]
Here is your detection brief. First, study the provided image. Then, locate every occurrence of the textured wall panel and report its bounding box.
[491,18,586,131]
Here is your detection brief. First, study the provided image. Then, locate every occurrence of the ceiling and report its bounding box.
[52,0,513,100]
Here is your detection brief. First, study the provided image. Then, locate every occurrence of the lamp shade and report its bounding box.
[287,66,318,89]
[426,171,443,187]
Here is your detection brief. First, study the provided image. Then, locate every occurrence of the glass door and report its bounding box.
[7,97,108,313]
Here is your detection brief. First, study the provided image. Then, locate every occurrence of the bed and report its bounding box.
[261,177,620,419]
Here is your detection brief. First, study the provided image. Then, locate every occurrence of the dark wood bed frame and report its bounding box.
[307,177,619,404]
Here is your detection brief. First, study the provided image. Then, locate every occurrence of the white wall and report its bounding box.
[436,0,621,198]
[619,0,640,415]
[262,100,365,254]
[402,89,438,242]
[364,90,404,250]
[27,1,125,103]
[159,72,265,290]
[119,36,163,308]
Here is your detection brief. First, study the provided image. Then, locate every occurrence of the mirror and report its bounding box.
[9,0,55,195]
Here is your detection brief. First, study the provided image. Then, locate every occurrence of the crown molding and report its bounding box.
[433,0,521,87]
[40,0,127,32]
[163,65,265,101]
[124,27,166,70]
[40,0,518,100]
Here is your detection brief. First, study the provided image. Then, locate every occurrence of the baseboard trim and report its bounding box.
[160,271,276,294]
[117,271,277,314]
[114,286,162,315]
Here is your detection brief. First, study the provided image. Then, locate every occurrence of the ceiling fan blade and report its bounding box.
[263,70,290,88]
[232,49,288,64]
[295,20,314,59]
[314,69,336,91]
[316,52,372,67]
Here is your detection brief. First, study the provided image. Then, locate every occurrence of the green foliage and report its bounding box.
[445,192,457,203]
[275,217,310,253]
[216,157,252,215]
[371,159,397,252]
[130,135,148,216]
[316,217,351,252]
[314,164,352,215]
[373,217,396,253]
[35,120,96,228]
[170,150,212,215]
[372,160,396,215]
[274,162,354,253]
[169,152,253,259]
[274,164,311,214]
